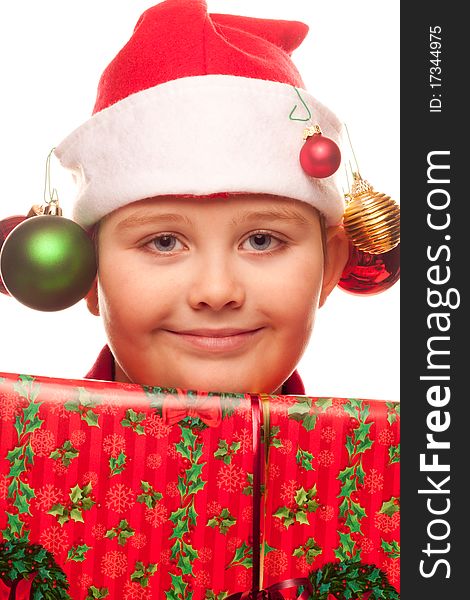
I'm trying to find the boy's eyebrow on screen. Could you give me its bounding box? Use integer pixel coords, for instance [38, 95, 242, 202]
[115, 213, 193, 231]
[231, 208, 311, 226]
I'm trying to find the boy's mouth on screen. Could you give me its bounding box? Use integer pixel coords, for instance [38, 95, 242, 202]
[162, 327, 264, 352]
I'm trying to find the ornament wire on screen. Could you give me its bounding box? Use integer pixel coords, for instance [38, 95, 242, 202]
[344, 123, 361, 176]
[43, 148, 59, 206]
[289, 87, 312, 122]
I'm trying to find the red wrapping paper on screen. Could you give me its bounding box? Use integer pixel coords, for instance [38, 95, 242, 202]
[0, 373, 400, 599]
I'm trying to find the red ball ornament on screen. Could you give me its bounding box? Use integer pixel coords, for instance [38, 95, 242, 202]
[338, 242, 400, 295]
[300, 133, 341, 178]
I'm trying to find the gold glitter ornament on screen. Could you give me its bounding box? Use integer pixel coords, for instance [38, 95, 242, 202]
[342, 172, 400, 255]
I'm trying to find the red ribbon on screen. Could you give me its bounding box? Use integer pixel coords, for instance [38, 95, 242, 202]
[0, 579, 10, 600]
[227, 396, 313, 600]
[0, 573, 36, 600]
[162, 392, 222, 427]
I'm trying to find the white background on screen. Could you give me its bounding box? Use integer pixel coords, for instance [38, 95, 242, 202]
[0, 0, 399, 400]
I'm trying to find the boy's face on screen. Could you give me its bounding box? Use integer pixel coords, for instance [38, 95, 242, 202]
[87, 194, 347, 393]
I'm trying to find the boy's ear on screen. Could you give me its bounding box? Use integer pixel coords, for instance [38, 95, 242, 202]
[84, 277, 100, 316]
[319, 226, 350, 307]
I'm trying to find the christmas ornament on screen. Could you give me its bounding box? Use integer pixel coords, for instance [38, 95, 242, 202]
[338, 241, 400, 295]
[0, 215, 26, 295]
[338, 171, 400, 295]
[0, 202, 97, 311]
[342, 172, 400, 255]
[290, 88, 342, 180]
[0, 151, 96, 311]
[299, 124, 342, 179]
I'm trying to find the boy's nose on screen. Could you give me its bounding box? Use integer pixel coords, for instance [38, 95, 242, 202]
[187, 258, 245, 311]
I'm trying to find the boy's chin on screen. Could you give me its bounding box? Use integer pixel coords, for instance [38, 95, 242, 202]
[141, 371, 282, 395]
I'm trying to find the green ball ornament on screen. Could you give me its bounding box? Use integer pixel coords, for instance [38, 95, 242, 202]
[0, 215, 97, 311]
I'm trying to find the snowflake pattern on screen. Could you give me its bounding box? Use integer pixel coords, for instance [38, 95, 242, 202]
[268, 463, 280, 480]
[264, 549, 288, 577]
[0, 473, 9, 499]
[295, 554, 310, 574]
[167, 443, 179, 460]
[0, 391, 21, 421]
[216, 463, 246, 493]
[52, 460, 67, 476]
[194, 569, 211, 588]
[375, 511, 400, 533]
[144, 413, 172, 438]
[39, 525, 69, 555]
[241, 505, 253, 524]
[48, 399, 70, 419]
[326, 398, 347, 416]
[30, 429, 56, 457]
[280, 479, 298, 506]
[131, 533, 147, 549]
[100, 402, 120, 416]
[103, 433, 126, 458]
[101, 550, 128, 578]
[78, 573, 93, 590]
[70, 429, 86, 447]
[106, 484, 136, 513]
[123, 581, 152, 600]
[146, 453, 162, 469]
[34, 484, 64, 512]
[278, 438, 293, 455]
[318, 505, 335, 521]
[197, 546, 213, 563]
[82, 471, 99, 487]
[364, 468, 384, 493]
[321, 426, 337, 443]
[317, 449, 335, 467]
[92, 523, 107, 540]
[378, 428, 395, 446]
[159, 548, 172, 566]
[382, 558, 400, 584]
[206, 500, 223, 516]
[145, 503, 169, 527]
[233, 428, 252, 454]
[358, 537, 374, 554]
[237, 569, 250, 588]
[165, 481, 179, 498]
[227, 537, 243, 553]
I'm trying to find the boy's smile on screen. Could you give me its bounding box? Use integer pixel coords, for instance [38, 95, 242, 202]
[86, 194, 347, 393]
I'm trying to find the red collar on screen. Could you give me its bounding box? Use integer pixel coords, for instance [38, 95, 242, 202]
[85, 345, 305, 395]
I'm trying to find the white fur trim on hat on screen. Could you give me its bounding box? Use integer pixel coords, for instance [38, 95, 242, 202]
[55, 75, 345, 228]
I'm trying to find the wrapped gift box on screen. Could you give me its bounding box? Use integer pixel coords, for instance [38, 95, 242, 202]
[0, 372, 400, 599]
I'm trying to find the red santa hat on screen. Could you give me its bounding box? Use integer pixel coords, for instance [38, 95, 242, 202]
[54, 0, 345, 228]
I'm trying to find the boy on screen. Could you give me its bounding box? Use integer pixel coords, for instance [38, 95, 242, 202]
[51, 0, 351, 394]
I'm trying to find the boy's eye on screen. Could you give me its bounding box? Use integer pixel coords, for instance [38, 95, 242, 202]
[242, 232, 281, 252]
[149, 234, 183, 252]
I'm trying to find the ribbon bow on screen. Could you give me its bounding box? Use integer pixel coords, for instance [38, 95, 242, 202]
[162, 392, 222, 427]
[226, 578, 312, 599]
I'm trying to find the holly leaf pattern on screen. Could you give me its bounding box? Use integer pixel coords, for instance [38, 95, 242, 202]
[86, 587, 109, 599]
[207, 508, 236, 534]
[109, 451, 127, 477]
[121, 408, 147, 435]
[296, 447, 315, 471]
[131, 561, 158, 586]
[379, 497, 400, 516]
[66, 544, 92, 562]
[389, 443, 400, 464]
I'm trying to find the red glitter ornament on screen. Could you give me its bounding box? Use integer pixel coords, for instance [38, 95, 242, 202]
[338, 242, 400, 295]
[299, 132, 341, 178]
